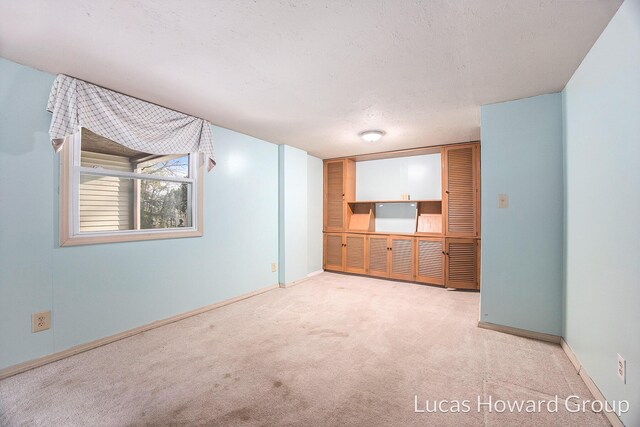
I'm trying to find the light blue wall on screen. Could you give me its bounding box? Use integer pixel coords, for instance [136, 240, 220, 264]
[0, 58, 280, 368]
[307, 155, 323, 274]
[278, 145, 309, 285]
[480, 93, 564, 336]
[0, 59, 56, 368]
[562, 0, 640, 424]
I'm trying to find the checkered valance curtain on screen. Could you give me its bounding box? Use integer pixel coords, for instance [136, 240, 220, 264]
[47, 74, 216, 171]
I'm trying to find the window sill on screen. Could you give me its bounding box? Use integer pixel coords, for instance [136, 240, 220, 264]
[60, 229, 204, 247]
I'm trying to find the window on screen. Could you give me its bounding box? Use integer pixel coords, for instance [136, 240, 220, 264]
[59, 128, 203, 246]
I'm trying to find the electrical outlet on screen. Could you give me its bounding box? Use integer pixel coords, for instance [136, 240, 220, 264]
[271, 263, 277, 272]
[617, 354, 626, 383]
[498, 194, 509, 208]
[32, 311, 51, 333]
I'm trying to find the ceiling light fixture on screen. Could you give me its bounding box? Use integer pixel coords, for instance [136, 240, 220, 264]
[359, 130, 385, 142]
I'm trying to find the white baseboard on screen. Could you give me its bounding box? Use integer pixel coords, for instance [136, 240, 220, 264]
[477, 321, 561, 344]
[0, 283, 279, 381]
[278, 270, 324, 288]
[307, 269, 324, 278]
[279, 277, 310, 288]
[561, 339, 624, 427]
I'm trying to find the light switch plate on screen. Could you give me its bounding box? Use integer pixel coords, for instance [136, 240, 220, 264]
[498, 194, 509, 208]
[32, 311, 51, 333]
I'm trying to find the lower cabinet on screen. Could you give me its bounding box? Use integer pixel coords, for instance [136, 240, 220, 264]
[445, 238, 479, 290]
[345, 234, 366, 274]
[366, 235, 389, 278]
[324, 233, 367, 274]
[324, 233, 345, 271]
[415, 237, 444, 286]
[389, 236, 414, 281]
[324, 233, 479, 290]
[364, 235, 414, 281]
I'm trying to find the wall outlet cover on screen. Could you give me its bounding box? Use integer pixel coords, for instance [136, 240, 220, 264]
[271, 263, 277, 272]
[617, 353, 626, 383]
[32, 311, 51, 333]
[498, 194, 509, 208]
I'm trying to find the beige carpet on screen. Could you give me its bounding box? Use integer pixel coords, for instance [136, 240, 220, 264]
[0, 273, 608, 426]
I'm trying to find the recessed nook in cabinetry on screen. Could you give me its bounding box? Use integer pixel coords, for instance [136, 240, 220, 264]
[347, 202, 375, 232]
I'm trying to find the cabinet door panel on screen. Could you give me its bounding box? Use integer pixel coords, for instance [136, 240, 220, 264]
[416, 238, 444, 286]
[390, 236, 414, 281]
[444, 145, 478, 237]
[445, 238, 478, 289]
[345, 234, 366, 274]
[367, 236, 389, 277]
[324, 233, 344, 271]
[325, 161, 344, 231]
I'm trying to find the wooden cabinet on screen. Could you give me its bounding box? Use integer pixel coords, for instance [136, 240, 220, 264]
[322, 142, 480, 290]
[443, 144, 479, 237]
[367, 235, 389, 278]
[345, 234, 366, 274]
[324, 233, 345, 271]
[364, 235, 414, 281]
[323, 159, 355, 232]
[389, 236, 414, 281]
[328, 234, 480, 290]
[445, 238, 479, 290]
[324, 233, 366, 274]
[415, 237, 444, 286]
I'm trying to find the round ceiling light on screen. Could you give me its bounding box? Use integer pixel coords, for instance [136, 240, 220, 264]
[359, 130, 385, 142]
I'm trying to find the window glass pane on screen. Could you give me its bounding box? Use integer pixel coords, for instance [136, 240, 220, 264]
[79, 173, 192, 232]
[79, 128, 189, 178]
[138, 155, 189, 179]
[80, 174, 134, 232]
[139, 179, 192, 229]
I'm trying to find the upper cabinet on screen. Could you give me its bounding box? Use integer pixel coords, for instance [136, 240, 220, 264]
[443, 143, 480, 237]
[355, 154, 441, 201]
[323, 159, 355, 232]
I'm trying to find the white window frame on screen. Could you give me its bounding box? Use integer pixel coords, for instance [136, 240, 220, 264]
[59, 129, 204, 246]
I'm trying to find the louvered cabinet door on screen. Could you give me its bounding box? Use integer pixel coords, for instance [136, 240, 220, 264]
[345, 234, 366, 274]
[415, 238, 444, 286]
[367, 236, 390, 278]
[445, 238, 478, 289]
[324, 233, 345, 271]
[389, 236, 414, 281]
[325, 160, 345, 232]
[444, 144, 478, 237]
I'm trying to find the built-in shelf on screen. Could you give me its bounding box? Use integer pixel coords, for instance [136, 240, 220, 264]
[348, 199, 441, 204]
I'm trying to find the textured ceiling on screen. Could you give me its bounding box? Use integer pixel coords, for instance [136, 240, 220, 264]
[0, 0, 622, 158]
